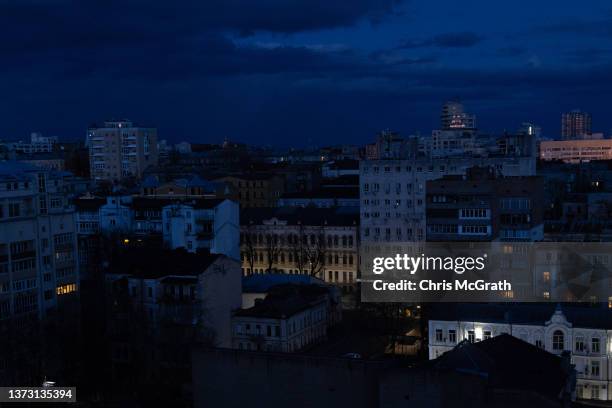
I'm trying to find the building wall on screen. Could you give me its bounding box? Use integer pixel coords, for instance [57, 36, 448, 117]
[192, 349, 385, 408]
[232, 299, 328, 352]
[540, 139, 612, 163]
[428, 310, 612, 401]
[88, 120, 158, 182]
[240, 223, 358, 290]
[360, 156, 536, 244]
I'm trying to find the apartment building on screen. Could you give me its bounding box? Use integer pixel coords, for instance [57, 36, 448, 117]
[426, 166, 544, 242]
[240, 207, 359, 292]
[360, 155, 536, 244]
[87, 120, 158, 182]
[562, 110, 592, 140]
[0, 162, 80, 384]
[0, 162, 79, 323]
[428, 303, 612, 401]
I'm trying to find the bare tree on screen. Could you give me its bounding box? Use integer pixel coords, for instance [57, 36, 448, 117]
[264, 233, 281, 273]
[241, 223, 257, 275]
[289, 223, 326, 277]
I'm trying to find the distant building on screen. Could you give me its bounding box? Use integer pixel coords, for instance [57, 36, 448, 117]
[17, 153, 66, 171]
[87, 119, 158, 182]
[428, 303, 609, 401]
[426, 166, 544, 241]
[562, 110, 592, 140]
[321, 160, 359, 178]
[278, 187, 359, 208]
[441, 100, 476, 130]
[232, 284, 340, 352]
[162, 199, 239, 259]
[12, 132, 58, 154]
[74, 195, 240, 259]
[140, 175, 233, 199]
[360, 156, 536, 244]
[365, 129, 409, 160]
[540, 139, 612, 163]
[215, 174, 284, 208]
[240, 207, 359, 293]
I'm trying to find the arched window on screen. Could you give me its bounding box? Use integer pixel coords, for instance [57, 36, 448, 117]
[552, 330, 564, 351]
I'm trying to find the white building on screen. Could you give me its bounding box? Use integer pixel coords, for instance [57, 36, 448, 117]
[162, 198, 239, 259]
[360, 155, 536, 243]
[232, 284, 339, 352]
[428, 304, 612, 401]
[108, 249, 242, 348]
[0, 161, 79, 323]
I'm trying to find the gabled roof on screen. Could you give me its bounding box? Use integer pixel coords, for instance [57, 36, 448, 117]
[433, 334, 568, 399]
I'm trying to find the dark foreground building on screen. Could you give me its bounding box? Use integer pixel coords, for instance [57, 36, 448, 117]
[192, 334, 575, 408]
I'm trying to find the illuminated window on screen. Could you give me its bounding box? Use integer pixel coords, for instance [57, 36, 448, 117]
[56, 283, 77, 295]
[543, 271, 551, 282]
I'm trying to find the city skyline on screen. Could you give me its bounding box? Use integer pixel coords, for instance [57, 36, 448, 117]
[1, 1, 612, 146]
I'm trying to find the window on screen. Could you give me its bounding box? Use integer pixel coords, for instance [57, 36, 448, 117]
[483, 330, 492, 340]
[467, 330, 475, 343]
[535, 339, 543, 349]
[448, 329, 457, 343]
[591, 361, 600, 377]
[435, 329, 443, 342]
[592, 337, 600, 353]
[552, 330, 564, 351]
[8, 202, 20, 217]
[575, 336, 584, 352]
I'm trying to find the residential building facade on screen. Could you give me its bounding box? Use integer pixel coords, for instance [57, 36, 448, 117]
[428, 304, 612, 401]
[87, 120, 158, 182]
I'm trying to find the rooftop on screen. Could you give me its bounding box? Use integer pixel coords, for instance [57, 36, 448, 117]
[241, 206, 359, 226]
[109, 247, 221, 279]
[242, 274, 324, 293]
[433, 334, 569, 399]
[234, 284, 330, 319]
[428, 303, 612, 330]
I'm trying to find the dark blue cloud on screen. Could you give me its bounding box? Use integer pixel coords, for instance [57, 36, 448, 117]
[0, 0, 612, 145]
[398, 32, 484, 49]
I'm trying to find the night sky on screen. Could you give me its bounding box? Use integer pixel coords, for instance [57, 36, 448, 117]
[1, 0, 612, 146]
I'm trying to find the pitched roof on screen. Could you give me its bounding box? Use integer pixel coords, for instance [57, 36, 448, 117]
[433, 334, 569, 398]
